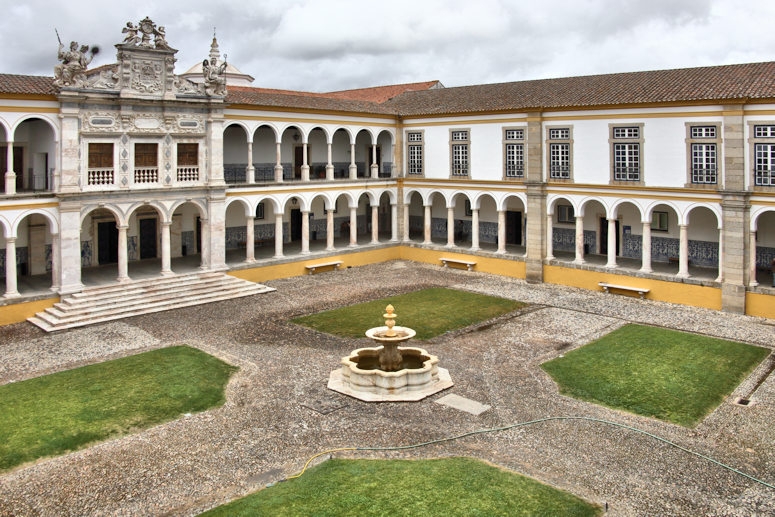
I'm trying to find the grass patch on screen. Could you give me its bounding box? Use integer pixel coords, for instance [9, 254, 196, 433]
[200, 457, 601, 516]
[291, 287, 525, 340]
[0, 345, 237, 471]
[541, 324, 770, 426]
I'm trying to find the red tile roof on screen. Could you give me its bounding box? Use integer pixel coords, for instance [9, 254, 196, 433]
[383, 62, 775, 116]
[3, 62, 775, 117]
[0, 74, 57, 96]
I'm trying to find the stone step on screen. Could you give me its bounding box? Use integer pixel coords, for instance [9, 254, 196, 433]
[48, 281, 270, 320]
[59, 275, 233, 308]
[28, 273, 275, 332]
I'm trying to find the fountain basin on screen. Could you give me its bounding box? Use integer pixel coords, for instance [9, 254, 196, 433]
[328, 345, 453, 402]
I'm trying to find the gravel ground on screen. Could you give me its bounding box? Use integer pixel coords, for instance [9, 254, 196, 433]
[0, 260, 773, 516]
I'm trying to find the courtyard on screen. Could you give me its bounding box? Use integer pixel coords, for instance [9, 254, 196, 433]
[0, 261, 773, 515]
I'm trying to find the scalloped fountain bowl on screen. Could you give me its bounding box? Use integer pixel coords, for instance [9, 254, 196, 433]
[328, 312, 453, 402]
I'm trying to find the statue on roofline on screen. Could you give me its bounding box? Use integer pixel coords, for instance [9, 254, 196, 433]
[121, 17, 173, 50]
[203, 55, 227, 96]
[53, 30, 99, 87]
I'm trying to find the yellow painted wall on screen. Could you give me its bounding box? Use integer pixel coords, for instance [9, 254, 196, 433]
[544, 264, 723, 310]
[228, 247, 403, 283]
[0, 297, 58, 326]
[745, 292, 775, 319]
[398, 247, 526, 279]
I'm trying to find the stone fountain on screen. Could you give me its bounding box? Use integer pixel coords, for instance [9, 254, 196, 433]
[328, 304, 453, 402]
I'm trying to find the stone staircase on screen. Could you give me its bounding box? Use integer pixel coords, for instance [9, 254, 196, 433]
[28, 271, 275, 332]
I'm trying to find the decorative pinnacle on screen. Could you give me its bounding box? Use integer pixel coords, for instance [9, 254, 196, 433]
[383, 304, 397, 337]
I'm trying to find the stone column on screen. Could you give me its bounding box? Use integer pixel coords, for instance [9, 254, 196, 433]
[573, 215, 585, 264]
[749, 230, 758, 287]
[3, 237, 19, 297]
[58, 201, 83, 294]
[471, 209, 480, 251]
[349, 143, 357, 179]
[605, 218, 617, 268]
[545, 213, 554, 260]
[50, 232, 61, 292]
[274, 213, 284, 258]
[497, 210, 506, 254]
[640, 221, 652, 273]
[245, 216, 256, 263]
[716, 233, 723, 283]
[677, 224, 690, 278]
[301, 143, 310, 181]
[160, 221, 172, 276]
[207, 194, 227, 271]
[274, 142, 284, 182]
[326, 209, 335, 251]
[423, 205, 432, 244]
[246, 141, 255, 184]
[387, 203, 396, 242]
[371, 205, 379, 244]
[402, 204, 410, 242]
[446, 207, 455, 247]
[5, 141, 16, 195]
[326, 142, 334, 180]
[370, 144, 378, 178]
[199, 218, 211, 269]
[117, 225, 130, 282]
[349, 206, 358, 246]
[301, 210, 310, 254]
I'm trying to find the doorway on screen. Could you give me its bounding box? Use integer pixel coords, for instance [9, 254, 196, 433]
[139, 218, 157, 259]
[505, 211, 522, 245]
[97, 222, 118, 264]
[290, 208, 302, 241]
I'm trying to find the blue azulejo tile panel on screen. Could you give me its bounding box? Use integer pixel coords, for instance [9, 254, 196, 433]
[552, 227, 575, 252]
[81, 240, 92, 267]
[128, 236, 138, 261]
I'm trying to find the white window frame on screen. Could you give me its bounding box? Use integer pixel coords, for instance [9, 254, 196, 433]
[406, 131, 424, 176]
[450, 129, 470, 177]
[685, 123, 721, 187]
[546, 126, 572, 180]
[750, 123, 775, 188]
[610, 124, 644, 184]
[504, 127, 525, 179]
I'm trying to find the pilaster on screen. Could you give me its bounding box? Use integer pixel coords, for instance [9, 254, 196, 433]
[720, 191, 750, 313]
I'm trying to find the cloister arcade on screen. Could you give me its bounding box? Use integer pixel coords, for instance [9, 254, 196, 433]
[222, 123, 396, 183]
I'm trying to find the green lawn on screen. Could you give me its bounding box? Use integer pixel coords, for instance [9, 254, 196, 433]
[291, 287, 525, 340]
[0, 345, 237, 471]
[540, 324, 770, 426]
[200, 458, 601, 517]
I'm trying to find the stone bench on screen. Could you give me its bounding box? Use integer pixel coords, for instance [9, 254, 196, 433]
[305, 261, 343, 275]
[440, 258, 476, 271]
[598, 282, 649, 300]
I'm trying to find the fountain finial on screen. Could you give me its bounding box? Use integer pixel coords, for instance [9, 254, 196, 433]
[383, 304, 397, 337]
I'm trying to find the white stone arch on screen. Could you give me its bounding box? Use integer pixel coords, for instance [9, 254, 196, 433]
[608, 198, 643, 221]
[224, 196, 254, 218]
[279, 123, 306, 142]
[11, 113, 60, 140]
[168, 198, 209, 220]
[223, 120, 252, 138]
[0, 213, 12, 236]
[643, 199, 684, 225]
[684, 202, 722, 228]
[0, 117, 12, 138]
[11, 208, 60, 235]
[80, 203, 125, 226]
[124, 200, 170, 224]
[547, 194, 580, 216]
[751, 205, 775, 231]
[251, 122, 281, 142]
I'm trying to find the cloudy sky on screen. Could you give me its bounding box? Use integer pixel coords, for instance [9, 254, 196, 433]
[1, 0, 773, 92]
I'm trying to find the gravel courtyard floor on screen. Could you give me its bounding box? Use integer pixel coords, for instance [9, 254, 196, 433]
[0, 261, 773, 516]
